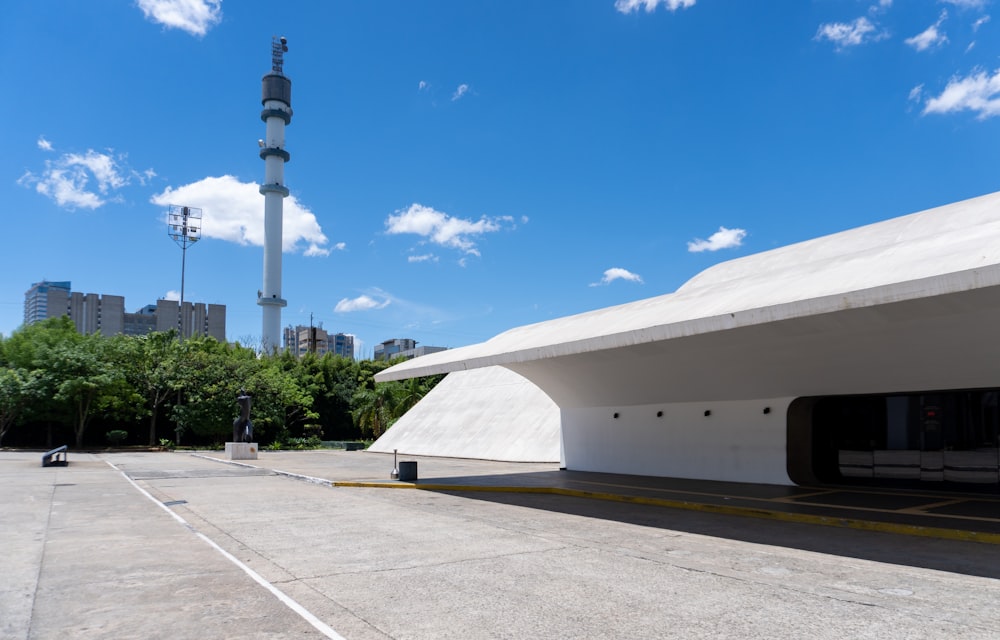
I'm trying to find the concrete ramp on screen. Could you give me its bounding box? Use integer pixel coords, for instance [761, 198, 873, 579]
[369, 366, 561, 462]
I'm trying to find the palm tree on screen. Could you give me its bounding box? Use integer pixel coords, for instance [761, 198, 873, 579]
[393, 376, 428, 419]
[350, 383, 401, 438]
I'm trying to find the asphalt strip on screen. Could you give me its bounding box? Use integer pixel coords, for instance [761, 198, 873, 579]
[105, 460, 346, 640]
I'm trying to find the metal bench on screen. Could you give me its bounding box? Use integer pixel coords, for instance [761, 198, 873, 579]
[42, 445, 68, 467]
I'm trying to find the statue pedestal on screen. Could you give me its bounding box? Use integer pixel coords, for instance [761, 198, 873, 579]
[225, 442, 258, 460]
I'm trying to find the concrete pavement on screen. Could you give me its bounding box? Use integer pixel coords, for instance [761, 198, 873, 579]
[5, 449, 1000, 639]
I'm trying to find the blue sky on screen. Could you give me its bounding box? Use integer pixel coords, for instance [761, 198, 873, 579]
[3, 0, 1000, 357]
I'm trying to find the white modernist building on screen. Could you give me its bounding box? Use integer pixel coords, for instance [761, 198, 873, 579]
[377, 191, 1000, 488]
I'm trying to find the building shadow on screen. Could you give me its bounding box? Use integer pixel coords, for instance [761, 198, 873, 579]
[418, 473, 1000, 580]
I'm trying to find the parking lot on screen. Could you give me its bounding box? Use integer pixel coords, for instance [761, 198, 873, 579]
[5, 450, 1000, 639]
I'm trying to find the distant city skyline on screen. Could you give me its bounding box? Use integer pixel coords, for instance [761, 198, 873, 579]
[4, 1, 1000, 356]
[23, 280, 226, 342]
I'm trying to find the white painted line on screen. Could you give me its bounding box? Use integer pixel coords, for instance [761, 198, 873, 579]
[105, 460, 346, 640]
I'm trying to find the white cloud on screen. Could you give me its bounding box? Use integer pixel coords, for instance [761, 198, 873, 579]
[590, 268, 644, 287]
[68, 151, 127, 192]
[452, 84, 470, 101]
[871, 0, 893, 13]
[614, 0, 696, 14]
[418, 80, 428, 91]
[815, 17, 888, 50]
[922, 68, 1000, 118]
[150, 175, 330, 255]
[408, 254, 439, 263]
[135, 168, 158, 186]
[909, 84, 925, 102]
[334, 294, 391, 313]
[687, 226, 747, 252]
[941, 0, 988, 9]
[385, 203, 516, 257]
[164, 290, 181, 301]
[333, 242, 347, 251]
[905, 11, 948, 51]
[973, 15, 991, 31]
[136, 0, 222, 37]
[18, 146, 148, 210]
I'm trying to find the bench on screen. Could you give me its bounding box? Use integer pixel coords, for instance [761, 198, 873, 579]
[42, 445, 68, 467]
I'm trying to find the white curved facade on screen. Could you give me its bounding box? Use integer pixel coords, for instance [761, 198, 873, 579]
[369, 366, 561, 463]
[377, 191, 1000, 485]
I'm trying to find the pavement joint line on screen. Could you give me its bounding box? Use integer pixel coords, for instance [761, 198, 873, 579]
[189, 454, 333, 486]
[26, 477, 59, 638]
[190, 453, 260, 470]
[105, 459, 347, 640]
[189, 454, 1000, 545]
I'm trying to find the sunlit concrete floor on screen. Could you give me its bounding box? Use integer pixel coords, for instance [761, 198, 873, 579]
[5, 450, 1000, 639]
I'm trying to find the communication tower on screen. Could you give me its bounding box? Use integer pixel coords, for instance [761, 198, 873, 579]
[258, 35, 292, 352]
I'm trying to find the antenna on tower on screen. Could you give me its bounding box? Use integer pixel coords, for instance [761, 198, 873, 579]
[271, 36, 288, 74]
[167, 204, 203, 340]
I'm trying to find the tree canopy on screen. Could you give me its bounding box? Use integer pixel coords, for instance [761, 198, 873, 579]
[0, 319, 442, 449]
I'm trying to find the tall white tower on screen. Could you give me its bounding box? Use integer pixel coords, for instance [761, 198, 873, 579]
[258, 36, 292, 353]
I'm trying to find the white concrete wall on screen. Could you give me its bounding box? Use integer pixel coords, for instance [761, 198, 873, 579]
[562, 398, 794, 485]
[369, 367, 562, 463]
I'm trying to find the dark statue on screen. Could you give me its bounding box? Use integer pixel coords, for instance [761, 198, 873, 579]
[233, 389, 253, 443]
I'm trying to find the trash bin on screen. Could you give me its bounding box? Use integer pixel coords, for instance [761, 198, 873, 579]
[398, 461, 418, 482]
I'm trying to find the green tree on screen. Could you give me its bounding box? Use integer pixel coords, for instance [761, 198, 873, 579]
[315, 353, 365, 439]
[244, 354, 318, 441]
[50, 333, 128, 448]
[116, 331, 184, 445]
[350, 383, 402, 439]
[168, 339, 314, 445]
[170, 337, 240, 442]
[0, 368, 31, 446]
[4, 317, 83, 446]
[394, 374, 442, 418]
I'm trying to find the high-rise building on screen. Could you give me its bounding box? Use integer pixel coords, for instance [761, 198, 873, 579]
[331, 332, 355, 360]
[283, 325, 355, 360]
[155, 299, 226, 341]
[23, 280, 71, 326]
[124, 304, 158, 336]
[284, 324, 328, 356]
[23, 280, 225, 340]
[373, 338, 446, 362]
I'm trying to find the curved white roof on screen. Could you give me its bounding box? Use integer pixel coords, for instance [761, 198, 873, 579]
[377, 190, 1000, 383]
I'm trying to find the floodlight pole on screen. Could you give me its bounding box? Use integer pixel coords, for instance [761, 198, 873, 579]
[167, 205, 203, 340]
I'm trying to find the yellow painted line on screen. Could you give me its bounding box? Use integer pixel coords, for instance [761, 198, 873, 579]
[573, 478, 834, 504]
[332, 481, 1000, 545]
[769, 489, 840, 502]
[899, 498, 968, 512]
